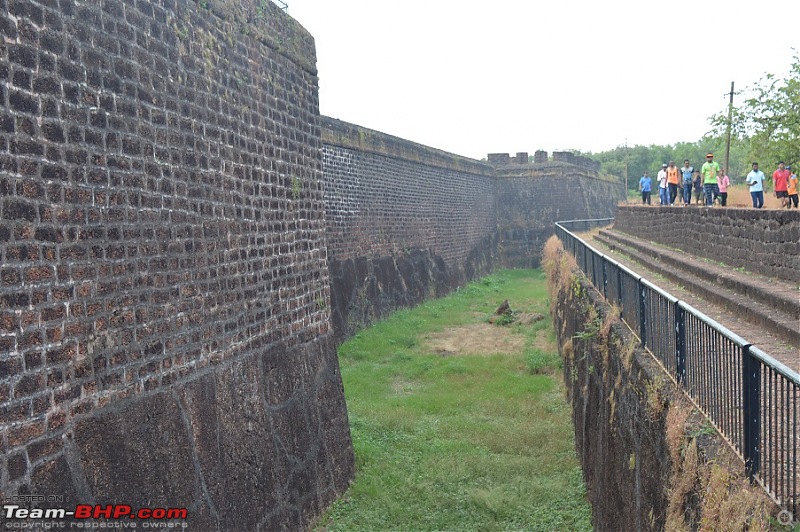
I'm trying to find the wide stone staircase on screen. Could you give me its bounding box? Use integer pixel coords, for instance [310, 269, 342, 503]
[586, 227, 799, 371]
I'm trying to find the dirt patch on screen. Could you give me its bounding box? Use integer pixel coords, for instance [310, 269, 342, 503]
[424, 323, 526, 356]
[533, 328, 557, 353]
[516, 312, 545, 326]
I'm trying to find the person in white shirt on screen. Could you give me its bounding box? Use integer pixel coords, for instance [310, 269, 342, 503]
[657, 164, 668, 205]
[746, 162, 766, 209]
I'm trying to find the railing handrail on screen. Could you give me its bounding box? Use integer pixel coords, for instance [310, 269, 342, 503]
[555, 217, 615, 227]
[555, 220, 800, 384]
[748, 344, 800, 386]
[555, 219, 799, 521]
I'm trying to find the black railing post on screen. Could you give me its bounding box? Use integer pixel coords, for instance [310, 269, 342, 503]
[675, 303, 686, 384]
[742, 345, 760, 480]
[638, 280, 647, 348]
[583, 245, 589, 276]
[602, 259, 608, 300]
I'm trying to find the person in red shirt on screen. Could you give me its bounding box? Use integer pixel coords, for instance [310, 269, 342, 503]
[772, 161, 791, 208]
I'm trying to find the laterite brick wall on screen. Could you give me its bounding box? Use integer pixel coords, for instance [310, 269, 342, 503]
[321, 117, 497, 341]
[320, 120, 624, 341]
[495, 163, 623, 268]
[0, 1, 353, 529]
[613, 206, 800, 283]
[0, 0, 625, 527]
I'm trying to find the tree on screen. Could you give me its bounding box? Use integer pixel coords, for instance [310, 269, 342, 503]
[709, 52, 800, 170]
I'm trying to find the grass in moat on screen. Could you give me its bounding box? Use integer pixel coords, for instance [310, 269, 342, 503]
[314, 269, 592, 531]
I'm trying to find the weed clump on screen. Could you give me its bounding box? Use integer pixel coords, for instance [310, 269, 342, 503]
[665, 397, 772, 530]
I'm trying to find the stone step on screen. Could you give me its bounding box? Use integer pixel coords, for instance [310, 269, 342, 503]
[593, 230, 800, 350]
[597, 229, 800, 319]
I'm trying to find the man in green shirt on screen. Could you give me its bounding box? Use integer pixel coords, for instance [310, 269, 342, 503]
[701, 152, 721, 206]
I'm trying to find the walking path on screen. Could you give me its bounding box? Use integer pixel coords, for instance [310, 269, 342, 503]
[581, 227, 799, 373]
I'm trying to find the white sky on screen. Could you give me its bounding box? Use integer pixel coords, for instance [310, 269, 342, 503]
[285, 1, 799, 161]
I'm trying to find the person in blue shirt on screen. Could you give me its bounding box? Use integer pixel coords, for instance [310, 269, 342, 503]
[639, 171, 652, 205]
[681, 160, 694, 206]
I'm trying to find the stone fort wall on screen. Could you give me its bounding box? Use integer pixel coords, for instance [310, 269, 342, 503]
[0, 1, 352, 529]
[494, 161, 622, 268]
[321, 117, 498, 341]
[320, 123, 624, 341]
[0, 0, 623, 528]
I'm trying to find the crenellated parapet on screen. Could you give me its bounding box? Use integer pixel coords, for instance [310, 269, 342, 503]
[488, 150, 602, 173]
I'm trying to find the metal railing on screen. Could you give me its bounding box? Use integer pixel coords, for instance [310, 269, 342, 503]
[555, 218, 799, 521]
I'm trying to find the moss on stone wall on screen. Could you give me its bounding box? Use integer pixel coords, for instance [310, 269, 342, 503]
[189, 0, 317, 73]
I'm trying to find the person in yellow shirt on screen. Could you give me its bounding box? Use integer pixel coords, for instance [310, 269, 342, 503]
[700, 153, 721, 206]
[787, 165, 798, 209]
[666, 160, 681, 205]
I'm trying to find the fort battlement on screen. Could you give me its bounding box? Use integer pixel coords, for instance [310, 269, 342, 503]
[487, 150, 602, 173]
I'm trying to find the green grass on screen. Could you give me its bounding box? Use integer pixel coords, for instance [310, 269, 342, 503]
[315, 269, 592, 531]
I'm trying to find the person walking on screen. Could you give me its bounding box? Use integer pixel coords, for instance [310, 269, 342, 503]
[746, 162, 766, 209]
[771, 161, 791, 209]
[787, 166, 798, 209]
[701, 153, 720, 206]
[657, 163, 669, 205]
[717, 169, 730, 206]
[639, 171, 652, 205]
[666, 160, 680, 205]
[692, 170, 703, 205]
[681, 159, 694, 206]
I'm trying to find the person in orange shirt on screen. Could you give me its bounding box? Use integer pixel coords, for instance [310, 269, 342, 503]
[666, 160, 681, 205]
[787, 165, 798, 209]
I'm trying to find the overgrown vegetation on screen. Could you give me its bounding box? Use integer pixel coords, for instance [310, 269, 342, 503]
[665, 398, 776, 531]
[314, 269, 592, 531]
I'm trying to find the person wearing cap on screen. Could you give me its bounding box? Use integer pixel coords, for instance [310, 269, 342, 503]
[787, 165, 798, 209]
[681, 160, 694, 206]
[771, 161, 791, 208]
[746, 162, 766, 208]
[666, 160, 681, 205]
[657, 163, 669, 205]
[700, 153, 720, 206]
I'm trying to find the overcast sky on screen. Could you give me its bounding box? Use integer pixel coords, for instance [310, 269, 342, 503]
[285, 1, 798, 161]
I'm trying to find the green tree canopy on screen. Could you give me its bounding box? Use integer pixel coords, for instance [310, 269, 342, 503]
[710, 52, 800, 171]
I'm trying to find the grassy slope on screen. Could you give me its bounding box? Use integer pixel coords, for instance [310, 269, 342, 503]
[316, 269, 592, 531]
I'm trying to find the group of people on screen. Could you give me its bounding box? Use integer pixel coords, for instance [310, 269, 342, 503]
[638, 153, 799, 209]
[744, 160, 799, 209]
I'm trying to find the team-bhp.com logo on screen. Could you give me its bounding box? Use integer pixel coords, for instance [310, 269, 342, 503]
[3, 504, 188, 528]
